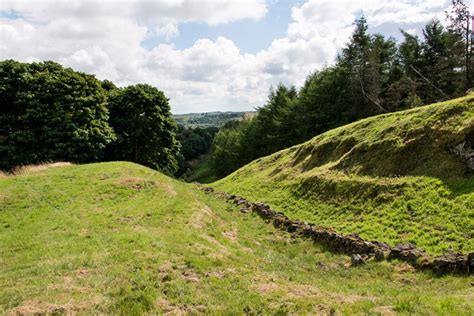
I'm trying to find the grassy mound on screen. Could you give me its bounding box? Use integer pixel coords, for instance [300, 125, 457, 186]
[1, 162, 472, 314]
[214, 95, 474, 255]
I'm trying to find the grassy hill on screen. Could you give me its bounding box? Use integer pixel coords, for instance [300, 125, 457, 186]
[214, 95, 474, 255]
[1, 162, 473, 314]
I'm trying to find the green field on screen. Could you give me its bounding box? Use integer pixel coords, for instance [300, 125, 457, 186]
[215, 95, 474, 255]
[1, 162, 473, 314]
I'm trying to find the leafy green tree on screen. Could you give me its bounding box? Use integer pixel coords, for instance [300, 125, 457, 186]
[0, 60, 115, 170]
[210, 120, 247, 176]
[175, 125, 218, 176]
[106, 84, 180, 174]
[251, 84, 298, 156]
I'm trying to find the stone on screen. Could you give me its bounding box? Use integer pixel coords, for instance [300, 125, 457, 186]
[433, 252, 468, 273]
[351, 254, 365, 266]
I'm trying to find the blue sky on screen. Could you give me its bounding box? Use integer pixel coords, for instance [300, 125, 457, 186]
[0, 0, 459, 113]
[142, 0, 302, 54]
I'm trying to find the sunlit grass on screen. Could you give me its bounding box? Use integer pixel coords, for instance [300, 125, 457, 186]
[215, 95, 474, 254]
[1, 162, 472, 314]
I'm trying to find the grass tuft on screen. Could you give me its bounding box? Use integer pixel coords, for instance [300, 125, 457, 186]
[9, 162, 72, 176]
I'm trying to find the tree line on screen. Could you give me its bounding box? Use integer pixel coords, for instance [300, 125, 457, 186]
[1, 1, 471, 179]
[0, 60, 180, 174]
[209, 1, 473, 177]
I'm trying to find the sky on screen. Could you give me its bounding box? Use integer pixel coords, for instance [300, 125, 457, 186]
[0, 0, 468, 113]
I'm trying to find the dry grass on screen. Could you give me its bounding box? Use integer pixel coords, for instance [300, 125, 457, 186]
[10, 162, 72, 176]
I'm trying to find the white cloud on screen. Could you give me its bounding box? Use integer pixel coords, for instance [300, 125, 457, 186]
[0, 0, 451, 113]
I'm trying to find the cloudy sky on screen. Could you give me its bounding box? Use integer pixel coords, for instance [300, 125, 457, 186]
[0, 0, 464, 113]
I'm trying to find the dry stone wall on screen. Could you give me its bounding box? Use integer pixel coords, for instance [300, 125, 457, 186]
[200, 186, 474, 275]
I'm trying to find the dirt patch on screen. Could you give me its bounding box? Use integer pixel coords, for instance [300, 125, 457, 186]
[117, 177, 157, 190]
[181, 271, 200, 283]
[256, 282, 280, 294]
[370, 306, 396, 315]
[117, 177, 177, 196]
[394, 262, 415, 273]
[189, 206, 216, 229]
[205, 268, 236, 279]
[201, 235, 232, 258]
[47, 268, 95, 294]
[253, 273, 376, 305]
[156, 297, 206, 315]
[222, 229, 238, 243]
[8, 297, 102, 315]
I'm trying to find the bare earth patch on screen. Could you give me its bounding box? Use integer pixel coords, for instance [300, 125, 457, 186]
[189, 205, 216, 229]
[253, 273, 376, 307]
[47, 268, 95, 294]
[370, 305, 396, 315]
[7, 297, 102, 316]
[117, 177, 177, 196]
[156, 297, 206, 315]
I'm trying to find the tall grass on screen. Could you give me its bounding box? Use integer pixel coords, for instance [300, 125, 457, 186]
[9, 162, 72, 176]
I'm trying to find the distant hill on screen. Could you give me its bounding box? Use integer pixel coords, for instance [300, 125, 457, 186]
[1, 162, 472, 314]
[214, 95, 474, 255]
[173, 111, 256, 128]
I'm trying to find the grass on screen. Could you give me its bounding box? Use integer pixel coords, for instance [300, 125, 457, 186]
[1, 162, 473, 314]
[186, 153, 219, 183]
[214, 95, 474, 255]
[9, 162, 72, 176]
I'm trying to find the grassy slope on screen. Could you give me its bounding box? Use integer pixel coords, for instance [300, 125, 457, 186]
[186, 153, 219, 184]
[1, 162, 473, 314]
[215, 95, 474, 255]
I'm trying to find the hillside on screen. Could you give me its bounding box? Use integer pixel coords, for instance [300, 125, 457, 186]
[214, 95, 474, 255]
[1, 162, 473, 314]
[173, 111, 256, 128]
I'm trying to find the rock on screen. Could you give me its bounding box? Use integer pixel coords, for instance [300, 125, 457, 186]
[394, 243, 417, 251]
[202, 187, 214, 193]
[388, 243, 428, 266]
[468, 157, 474, 171]
[374, 250, 386, 261]
[286, 223, 301, 233]
[240, 207, 249, 213]
[351, 254, 365, 266]
[451, 133, 474, 171]
[433, 252, 469, 273]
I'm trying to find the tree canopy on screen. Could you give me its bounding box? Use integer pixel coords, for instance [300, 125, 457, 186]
[208, 5, 474, 178]
[0, 61, 180, 174]
[0, 60, 115, 170]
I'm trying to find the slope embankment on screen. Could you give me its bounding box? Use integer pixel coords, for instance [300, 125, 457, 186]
[214, 95, 474, 255]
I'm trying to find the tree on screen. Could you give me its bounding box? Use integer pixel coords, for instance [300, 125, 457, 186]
[210, 121, 247, 177]
[445, 0, 472, 89]
[417, 19, 461, 102]
[0, 60, 115, 170]
[106, 84, 180, 174]
[175, 125, 219, 177]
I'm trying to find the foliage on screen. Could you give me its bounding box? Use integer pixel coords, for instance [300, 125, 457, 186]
[0, 162, 472, 314]
[0, 60, 115, 170]
[0, 61, 181, 175]
[106, 84, 180, 175]
[214, 95, 474, 254]
[208, 7, 474, 179]
[173, 111, 254, 128]
[175, 126, 218, 177]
